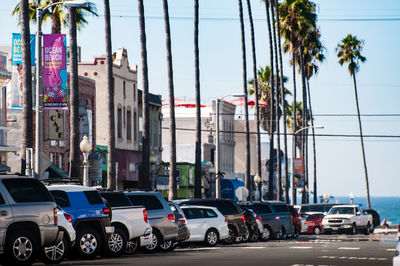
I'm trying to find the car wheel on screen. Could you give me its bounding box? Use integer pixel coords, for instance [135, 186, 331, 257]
[260, 226, 272, 241]
[223, 227, 236, 245]
[314, 227, 321, 235]
[350, 224, 357, 235]
[40, 237, 68, 264]
[205, 229, 219, 247]
[125, 239, 138, 255]
[160, 240, 175, 252]
[249, 229, 259, 242]
[292, 230, 300, 238]
[75, 227, 102, 259]
[364, 223, 370, 235]
[104, 227, 127, 257]
[143, 231, 161, 253]
[5, 230, 38, 266]
[242, 226, 250, 242]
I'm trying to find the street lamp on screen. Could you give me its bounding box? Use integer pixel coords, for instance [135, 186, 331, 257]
[253, 174, 261, 201]
[79, 135, 91, 186]
[215, 93, 245, 198]
[34, 0, 91, 178]
[290, 125, 324, 205]
[323, 193, 329, 203]
[349, 192, 354, 204]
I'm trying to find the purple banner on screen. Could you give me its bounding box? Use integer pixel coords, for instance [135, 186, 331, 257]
[43, 34, 68, 110]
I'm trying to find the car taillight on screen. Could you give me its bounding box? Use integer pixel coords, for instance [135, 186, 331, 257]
[178, 218, 187, 224]
[54, 207, 58, 225]
[102, 207, 111, 215]
[63, 213, 72, 223]
[398, 224, 400, 232]
[143, 209, 148, 223]
[225, 218, 228, 224]
[241, 214, 246, 223]
[167, 213, 175, 221]
[275, 216, 280, 222]
[256, 215, 262, 223]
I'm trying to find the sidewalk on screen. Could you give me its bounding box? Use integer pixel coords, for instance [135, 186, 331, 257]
[374, 225, 399, 234]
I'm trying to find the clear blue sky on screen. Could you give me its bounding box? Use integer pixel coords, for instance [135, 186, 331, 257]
[2, 0, 400, 197]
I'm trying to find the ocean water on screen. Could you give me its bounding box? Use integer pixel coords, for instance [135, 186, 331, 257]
[331, 196, 400, 225]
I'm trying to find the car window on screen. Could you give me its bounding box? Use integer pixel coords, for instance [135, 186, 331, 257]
[252, 203, 272, 214]
[308, 205, 324, 212]
[100, 192, 132, 207]
[204, 209, 218, 218]
[272, 204, 289, 213]
[213, 201, 239, 215]
[2, 178, 54, 203]
[128, 195, 163, 210]
[183, 208, 205, 219]
[0, 191, 5, 205]
[84, 191, 104, 205]
[329, 207, 355, 215]
[169, 203, 180, 214]
[50, 190, 71, 208]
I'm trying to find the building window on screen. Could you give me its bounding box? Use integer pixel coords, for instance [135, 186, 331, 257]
[123, 106, 126, 128]
[127, 109, 132, 141]
[134, 110, 137, 142]
[58, 154, 63, 169]
[133, 83, 136, 101]
[123, 81, 126, 99]
[49, 153, 54, 163]
[117, 107, 122, 139]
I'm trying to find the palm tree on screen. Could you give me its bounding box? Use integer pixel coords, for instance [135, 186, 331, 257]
[13, 0, 98, 34]
[104, 0, 115, 189]
[194, 0, 202, 198]
[246, 0, 260, 201]
[138, 0, 151, 191]
[68, 6, 80, 178]
[20, 0, 33, 176]
[162, 0, 177, 200]
[238, 0, 251, 201]
[262, 0, 276, 201]
[336, 34, 370, 209]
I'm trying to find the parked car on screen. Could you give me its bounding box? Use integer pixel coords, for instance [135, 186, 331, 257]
[294, 203, 336, 216]
[181, 206, 229, 246]
[99, 191, 153, 256]
[287, 205, 301, 238]
[393, 241, 400, 266]
[300, 213, 323, 235]
[238, 205, 263, 242]
[40, 207, 76, 264]
[362, 208, 380, 231]
[0, 176, 63, 265]
[168, 202, 190, 245]
[177, 199, 247, 244]
[46, 184, 114, 259]
[322, 205, 373, 235]
[125, 191, 178, 252]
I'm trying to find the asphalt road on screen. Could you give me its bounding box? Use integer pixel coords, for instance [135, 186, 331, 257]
[37, 233, 399, 266]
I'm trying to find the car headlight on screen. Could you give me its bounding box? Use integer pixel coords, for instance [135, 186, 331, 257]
[345, 219, 352, 224]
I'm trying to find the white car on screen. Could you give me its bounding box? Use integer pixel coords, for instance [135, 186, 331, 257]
[181, 205, 229, 246]
[393, 241, 400, 266]
[40, 207, 76, 264]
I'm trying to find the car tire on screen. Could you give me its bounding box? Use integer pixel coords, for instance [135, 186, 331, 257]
[40, 236, 68, 264]
[223, 227, 236, 245]
[204, 229, 219, 247]
[249, 229, 260, 242]
[260, 226, 272, 241]
[241, 226, 250, 242]
[125, 239, 138, 255]
[142, 231, 161, 253]
[4, 230, 38, 266]
[104, 227, 127, 257]
[364, 223, 370, 235]
[313, 227, 321, 235]
[350, 224, 357, 235]
[74, 227, 102, 259]
[160, 240, 175, 252]
[292, 230, 300, 238]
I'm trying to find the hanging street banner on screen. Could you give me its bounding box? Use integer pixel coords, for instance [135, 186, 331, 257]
[293, 158, 305, 188]
[43, 34, 68, 110]
[10, 33, 36, 109]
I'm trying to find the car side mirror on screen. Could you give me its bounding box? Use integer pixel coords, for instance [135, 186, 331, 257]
[356, 212, 360, 216]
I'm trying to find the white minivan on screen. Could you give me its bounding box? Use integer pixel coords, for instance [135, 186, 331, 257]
[181, 205, 229, 246]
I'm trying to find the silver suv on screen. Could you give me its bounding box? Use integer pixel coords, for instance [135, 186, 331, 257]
[0, 176, 62, 265]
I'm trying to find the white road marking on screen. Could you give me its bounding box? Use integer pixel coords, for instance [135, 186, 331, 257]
[386, 248, 396, 251]
[377, 258, 387, 261]
[240, 247, 265, 249]
[338, 247, 360, 250]
[338, 256, 347, 259]
[290, 246, 313, 249]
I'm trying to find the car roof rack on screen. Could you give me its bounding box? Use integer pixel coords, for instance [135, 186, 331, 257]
[40, 177, 82, 185]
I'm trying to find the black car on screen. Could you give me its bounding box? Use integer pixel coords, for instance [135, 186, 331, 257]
[177, 199, 247, 244]
[240, 207, 262, 242]
[363, 208, 380, 230]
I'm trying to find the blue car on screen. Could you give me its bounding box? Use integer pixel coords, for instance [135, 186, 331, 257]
[46, 184, 114, 259]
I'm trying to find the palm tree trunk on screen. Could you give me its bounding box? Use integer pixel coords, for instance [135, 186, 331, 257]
[274, 0, 289, 203]
[246, 0, 259, 201]
[352, 72, 371, 209]
[265, 0, 275, 201]
[104, 0, 115, 189]
[291, 48, 297, 204]
[20, 0, 33, 176]
[163, 0, 177, 200]
[194, 0, 202, 198]
[299, 43, 308, 204]
[51, 0, 61, 34]
[138, 0, 151, 190]
[271, 3, 281, 201]
[68, 7, 80, 178]
[307, 79, 317, 203]
[238, 0, 251, 201]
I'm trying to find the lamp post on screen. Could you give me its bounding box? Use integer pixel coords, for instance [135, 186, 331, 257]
[253, 174, 261, 201]
[79, 135, 91, 186]
[34, 0, 90, 179]
[323, 193, 328, 203]
[349, 192, 354, 204]
[290, 125, 324, 204]
[215, 93, 245, 198]
[208, 166, 215, 198]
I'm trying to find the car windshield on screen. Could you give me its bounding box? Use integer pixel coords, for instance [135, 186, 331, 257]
[328, 207, 355, 215]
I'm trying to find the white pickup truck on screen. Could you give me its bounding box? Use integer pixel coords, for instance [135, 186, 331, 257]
[322, 205, 373, 235]
[100, 191, 153, 256]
